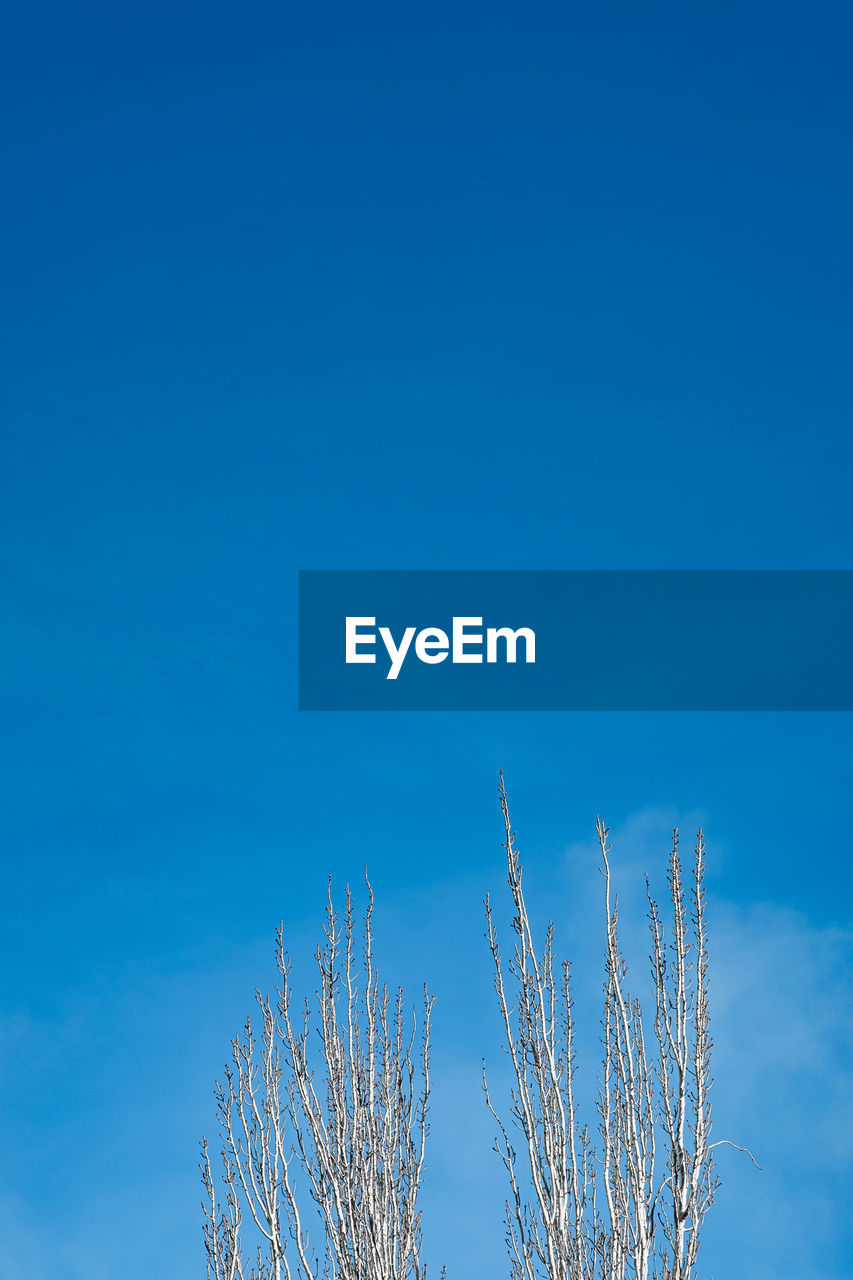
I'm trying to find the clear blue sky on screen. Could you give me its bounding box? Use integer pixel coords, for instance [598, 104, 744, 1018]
[1, 2, 851, 1277]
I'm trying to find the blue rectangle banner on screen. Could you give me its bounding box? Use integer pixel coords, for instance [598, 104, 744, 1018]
[298, 570, 853, 710]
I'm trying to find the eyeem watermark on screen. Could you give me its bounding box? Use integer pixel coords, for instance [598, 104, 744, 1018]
[345, 616, 536, 680]
[300, 570, 853, 709]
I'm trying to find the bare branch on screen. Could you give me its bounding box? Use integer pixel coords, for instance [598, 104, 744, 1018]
[203, 875, 438, 1280]
[484, 775, 744, 1280]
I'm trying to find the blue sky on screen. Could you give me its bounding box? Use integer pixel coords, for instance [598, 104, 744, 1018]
[1, 1, 852, 1277]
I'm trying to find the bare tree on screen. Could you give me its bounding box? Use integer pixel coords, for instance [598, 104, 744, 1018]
[484, 774, 753, 1280]
[202, 877, 439, 1280]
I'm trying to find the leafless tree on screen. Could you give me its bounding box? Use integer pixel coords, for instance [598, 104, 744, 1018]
[484, 774, 754, 1280]
[202, 877, 439, 1280]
